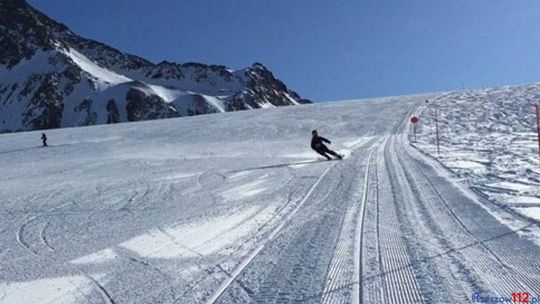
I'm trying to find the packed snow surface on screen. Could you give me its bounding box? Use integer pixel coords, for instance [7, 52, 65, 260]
[2, 93, 540, 304]
[414, 86, 540, 223]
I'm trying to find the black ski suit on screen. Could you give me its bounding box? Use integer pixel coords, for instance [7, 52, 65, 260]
[311, 135, 340, 160]
[41, 133, 47, 147]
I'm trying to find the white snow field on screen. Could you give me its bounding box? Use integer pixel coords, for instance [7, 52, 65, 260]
[2, 94, 540, 304]
[414, 86, 540, 229]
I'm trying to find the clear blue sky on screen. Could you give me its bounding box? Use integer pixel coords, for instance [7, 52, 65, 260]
[28, 0, 540, 102]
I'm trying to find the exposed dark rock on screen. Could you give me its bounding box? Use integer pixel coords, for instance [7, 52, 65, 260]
[227, 93, 249, 111]
[242, 63, 311, 106]
[74, 99, 97, 126]
[20, 74, 42, 97]
[0, 0, 69, 68]
[106, 99, 120, 124]
[186, 94, 219, 116]
[125, 88, 179, 121]
[22, 74, 64, 130]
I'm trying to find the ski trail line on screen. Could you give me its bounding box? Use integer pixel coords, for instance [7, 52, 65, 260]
[320, 141, 379, 304]
[374, 143, 387, 303]
[353, 143, 376, 304]
[40, 221, 55, 251]
[16, 216, 37, 255]
[382, 136, 424, 303]
[71, 264, 116, 304]
[205, 163, 337, 304]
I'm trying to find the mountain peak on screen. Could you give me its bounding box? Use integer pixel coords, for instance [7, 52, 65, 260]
[0, 0, 71, 67]
[250, 62, 268, 70]
[1, 0, 29, 7]
[0, 1, 310, 133]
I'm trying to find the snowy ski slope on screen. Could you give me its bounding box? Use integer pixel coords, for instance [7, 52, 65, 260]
[2, 94, 540, 303]
[415, 86, 540, 229]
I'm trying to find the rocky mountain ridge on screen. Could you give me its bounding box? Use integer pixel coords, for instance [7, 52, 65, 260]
[0, 0, 310, 132]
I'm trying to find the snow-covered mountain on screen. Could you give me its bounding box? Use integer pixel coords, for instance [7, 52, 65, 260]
[0, 0, 310, 133]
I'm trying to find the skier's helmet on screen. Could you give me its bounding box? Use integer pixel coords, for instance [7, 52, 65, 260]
[311, 130, 317, 135]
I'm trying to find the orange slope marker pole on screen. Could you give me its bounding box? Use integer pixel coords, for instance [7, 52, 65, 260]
[435, 109, 440, 156]
[536, 104, 540, 165]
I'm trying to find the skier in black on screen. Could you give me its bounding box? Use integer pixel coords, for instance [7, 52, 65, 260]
[41, 133, 48, 147]
[311, 130, 342, 160]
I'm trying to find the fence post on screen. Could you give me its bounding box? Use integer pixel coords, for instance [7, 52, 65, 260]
[435, 108, 440, 156]
[536, 104, 540, 164]
[410, 116, 419, 142]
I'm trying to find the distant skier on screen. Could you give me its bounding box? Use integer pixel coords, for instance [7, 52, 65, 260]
[41, 133, 48, 147]
[311, 130, 342, 160]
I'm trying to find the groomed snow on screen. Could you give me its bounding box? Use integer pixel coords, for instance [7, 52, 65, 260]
[0, 97, 419, 303]
[3, 93, 540, 303]
[414, 86, 540, 221]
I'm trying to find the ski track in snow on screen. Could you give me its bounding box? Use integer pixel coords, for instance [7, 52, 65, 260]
[3, 95, 540, 303]
[40, 221, 55, 251]
[206, 158, 339, 304]
[16, 216, 38, 256]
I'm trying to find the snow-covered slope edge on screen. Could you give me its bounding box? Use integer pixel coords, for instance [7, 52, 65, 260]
[0, 0, 310, 133]
[413, 84, 540, 221]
